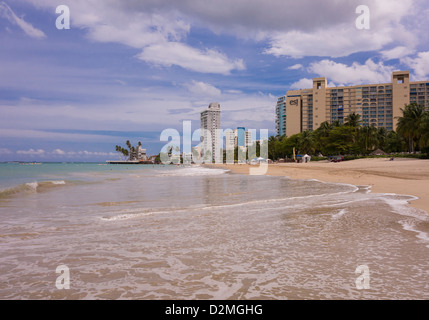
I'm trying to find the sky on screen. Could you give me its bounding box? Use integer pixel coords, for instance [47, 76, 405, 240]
[1, 0, 429, 162]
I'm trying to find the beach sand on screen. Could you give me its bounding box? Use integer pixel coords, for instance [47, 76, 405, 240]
[208, 158, 429, 214]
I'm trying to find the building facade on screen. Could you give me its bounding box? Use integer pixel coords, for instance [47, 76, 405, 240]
[245, 131, 252, 147]
[224, 127, 253, 150]
[276, 71, 429, 137]
[236, 127, 245, 147]
[200, 102, 221, 162]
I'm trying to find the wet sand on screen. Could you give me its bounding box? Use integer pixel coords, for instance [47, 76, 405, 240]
[207, 158, 429, 214]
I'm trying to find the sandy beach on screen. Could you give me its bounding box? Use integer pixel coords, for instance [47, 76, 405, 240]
[209, 158, 429, 214]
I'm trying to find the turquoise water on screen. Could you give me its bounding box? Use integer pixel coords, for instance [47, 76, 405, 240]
[0, 162, 156, 188]
[0, 163, 429, 299]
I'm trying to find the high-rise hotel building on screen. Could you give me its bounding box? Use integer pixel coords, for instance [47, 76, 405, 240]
[200, 102, 221, 162]
[224, 127, 253, 149]
[276, 71, 429, 137]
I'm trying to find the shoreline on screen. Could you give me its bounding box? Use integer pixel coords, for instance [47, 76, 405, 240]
[205, 158, 429, 214]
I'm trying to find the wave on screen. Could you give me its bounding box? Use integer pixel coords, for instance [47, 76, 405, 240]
[101, 207, 187, 221]
[0, 180, 68, 199]
[101, 187, 360, 222]
[381, 193, 428, 221]
[156, 165, 229, 177]
[376, 193, 429, 248]
[399, 220, 429, 248]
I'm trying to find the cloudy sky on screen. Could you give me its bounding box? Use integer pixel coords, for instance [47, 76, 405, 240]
[1, 0, 429, 161]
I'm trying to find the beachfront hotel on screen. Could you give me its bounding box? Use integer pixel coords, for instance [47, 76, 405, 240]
[224, 127, 253, 149]
[276, 71, 429, 137]
[200, 102, 221, 162]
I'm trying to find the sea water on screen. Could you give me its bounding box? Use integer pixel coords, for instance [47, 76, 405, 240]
[0, 162, 428, 299]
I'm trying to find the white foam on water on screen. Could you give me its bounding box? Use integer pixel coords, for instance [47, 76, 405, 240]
[399, 220, 429, 248]
[380, 193, 429, 248]
[25, 182, 39, 191]
[100, 207, 189, 221]
[100, 185, 362, 222]
[50, 180, 66, 185]
[156, 165, 229, 177]
[101, 211, 155, 221]
[332, 208, 348, 219]
[299, 178, 360, 193]
[359, 185, 372, 194]
[381, 193, 428, 221]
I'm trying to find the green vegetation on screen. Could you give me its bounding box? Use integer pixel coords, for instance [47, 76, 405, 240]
[115, 140, 142, 161]
[268, 104, 429, 161]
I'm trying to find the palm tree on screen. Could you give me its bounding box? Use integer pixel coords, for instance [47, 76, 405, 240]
[331, 120, 341, 127]
[377, 127, 388, 151]
[313, 121, 333, 155]
[121, 147, 129, 159]
[268, 135, 278, 160]
[318, 121, 333, 136]
[384, 131, 406, 153]
[359, 125, 379, 152]
[298, 130, 315, 154]
[419, 112, 429, 149]
[344, 112, 362, 127]
[396, 103, 425, 153]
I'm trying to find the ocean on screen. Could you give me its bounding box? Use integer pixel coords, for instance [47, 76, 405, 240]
[0, 162, 428, 299]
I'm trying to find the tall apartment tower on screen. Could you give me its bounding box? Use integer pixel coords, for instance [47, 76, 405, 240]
[200, 102, 221, 162]
[276, 71, 429, 137]
[236, 127, 246, 147]
[224, 127, 253, 150]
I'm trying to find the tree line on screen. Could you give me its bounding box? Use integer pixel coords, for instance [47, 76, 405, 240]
[268, 103, 429, 160]
[115, 140, 142, 161]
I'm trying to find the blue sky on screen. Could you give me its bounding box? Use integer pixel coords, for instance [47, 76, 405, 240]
[1, 0, 429, 161]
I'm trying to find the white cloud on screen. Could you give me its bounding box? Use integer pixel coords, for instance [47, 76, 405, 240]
[307, 59, 395, 86]
[289, 78, 313, 90]
[20, 0, 243, 75]
[52, 148, 66, 155]
[15, 148, 117, 158]
[225, 89, 243, 94]
[18, 0, 426, 71]
[288, 64, 304, 70]
[185, 80, 221, 97]
[266, 25, 402, 59]
[20, 0, 426, 62]
[0, 2, 46, 39]
[289, 59, 397, 90]
[17, 148, 45, 155]
[402, 51, 429, 80]
[0, 148, 12, 155]
[265, 0, 418, 59]
[137, 42, 245, 75]
[381, 46, 416, 60]
[216, 92, 277, 129]
[82, 12, 189, 49]
[0, 128, 118, 142]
